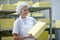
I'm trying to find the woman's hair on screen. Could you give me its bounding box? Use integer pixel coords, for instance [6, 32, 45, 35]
[16, 2, 29, 14]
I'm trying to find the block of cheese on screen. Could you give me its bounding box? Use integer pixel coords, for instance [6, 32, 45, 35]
[52, 22, 55, 28]
[2, 36, 13, 40]
[55, 20, 60, 28]
[0, 5, 2, 10]
[32, 12, 44, 17]
[37, 31, 48, 40]
[28, 21, 47, 38]
[14, 1, 33, 6]
[0, 19, 15, 30]
[0, 5, 1, 10]
[37, 18, 50, 24]
[27, 12, 44, 17]
[1, 4, 17, 11]
[10, 13, 18, 15]
[32, 2, 50, 7]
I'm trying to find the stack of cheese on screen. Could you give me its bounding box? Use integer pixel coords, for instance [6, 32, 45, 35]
[32, 2, 50, 7]
[0, 4, 16, 11]
[37, 18, 50, 24]
[14, 1, 33, 6]
[0, 19, 15, 30]
[28, 21, 47, 39]
[55, 20, 60, 28]
[27, 12, 44, 17]
[37, 31, 48, 40]
[32, 12, 44, 17]
[2, 36, 13, 40]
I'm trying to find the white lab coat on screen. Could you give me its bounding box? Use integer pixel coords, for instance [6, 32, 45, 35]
[12, 16, 37, 40]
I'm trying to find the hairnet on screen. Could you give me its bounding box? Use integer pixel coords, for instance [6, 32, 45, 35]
[16, 2, 29, 14]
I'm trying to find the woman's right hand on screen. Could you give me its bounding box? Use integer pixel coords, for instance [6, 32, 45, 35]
[13, 33, 25, 40]
[14, 35, 26, 40]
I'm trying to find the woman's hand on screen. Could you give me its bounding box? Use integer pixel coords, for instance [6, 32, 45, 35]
[24, 34, 34, 39]
[14, 36, 26, 40]
[19, 36, 26, 40]
[13, 33, 34, 40]
[13, 33, 26, 40]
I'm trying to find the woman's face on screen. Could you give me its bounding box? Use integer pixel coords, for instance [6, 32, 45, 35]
[21, 6, 29, 17]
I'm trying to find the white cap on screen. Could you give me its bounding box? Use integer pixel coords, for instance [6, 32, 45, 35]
[16, 2, 29, 14]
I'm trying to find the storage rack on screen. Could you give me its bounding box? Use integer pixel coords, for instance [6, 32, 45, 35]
[0, 7, 52, 40]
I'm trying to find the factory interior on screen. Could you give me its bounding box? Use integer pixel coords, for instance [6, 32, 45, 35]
[0, 0, 60, 40]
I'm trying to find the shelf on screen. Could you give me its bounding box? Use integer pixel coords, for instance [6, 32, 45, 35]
[0, 29, 12, 32]
[0, 10, 15, 14]
[0, 29, 12, 37]
[29, 7, 51, 12]
[0, 6, 52, 40]
[0, 7, 51, 14]
[32, 16, 45, 18]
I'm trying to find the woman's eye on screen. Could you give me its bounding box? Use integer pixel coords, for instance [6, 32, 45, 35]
[24, 10, 28, 11]
[24, 10, 26, 11]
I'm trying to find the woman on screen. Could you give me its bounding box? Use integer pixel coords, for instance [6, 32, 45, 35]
[12, 2, 37, 40]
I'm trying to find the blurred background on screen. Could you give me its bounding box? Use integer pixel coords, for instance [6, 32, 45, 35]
[0, 0, 60, 40]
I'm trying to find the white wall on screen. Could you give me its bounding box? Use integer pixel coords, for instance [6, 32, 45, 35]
[51, 0, 60, 20]
[40, 0, 60, 21]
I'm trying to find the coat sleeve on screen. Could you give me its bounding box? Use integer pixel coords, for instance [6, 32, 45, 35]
[12, 20, 20, 35]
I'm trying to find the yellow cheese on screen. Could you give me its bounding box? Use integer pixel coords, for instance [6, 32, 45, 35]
[32, 2, 50, 7]
[10, 13, 18, 15]
[1, 4, 17, 11]
[2, 36, 13, 40]
[28, 21, 47, 39]
[55, 20, 60, 28]
[32, 12, 44, 17]
[37, 18, 50, 24]
[0, 5, 2, 10]
[52, 22, 55, 28]
[37, 31, 48, 40]
[0, 19, 15, 30]
[14, 1, 33, 6]
[27, 12, 44, 17]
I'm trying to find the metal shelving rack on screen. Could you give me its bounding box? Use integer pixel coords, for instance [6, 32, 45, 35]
[29, 7, 52, 40]
[0, 7, 52, 40]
